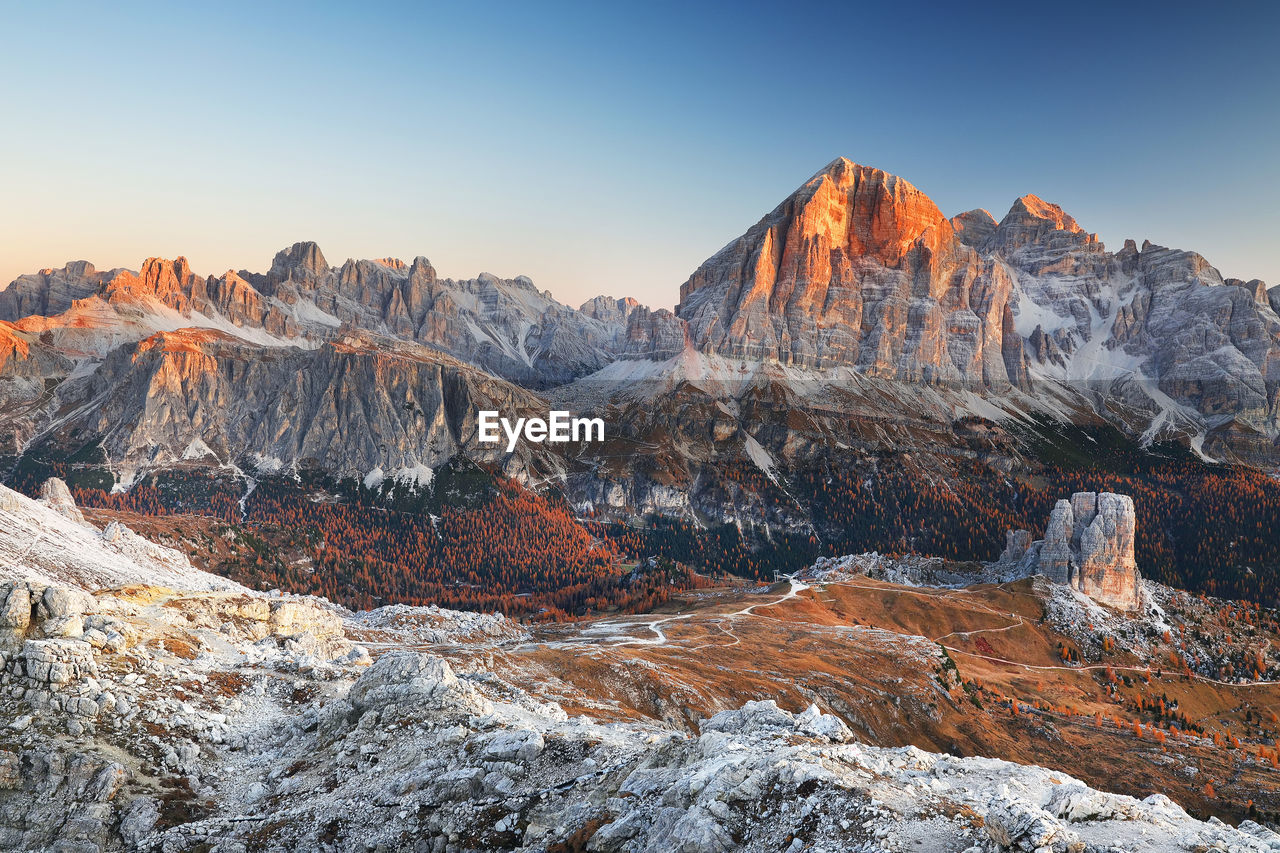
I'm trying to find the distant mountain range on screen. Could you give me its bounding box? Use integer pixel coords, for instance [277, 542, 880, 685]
[3, 157, 1280, 596]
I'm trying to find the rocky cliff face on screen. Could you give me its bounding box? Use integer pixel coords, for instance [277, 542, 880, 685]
[0, 325, 72, 455]
[251, 242, 640, 386]
[0, 261, 107, 322]
[1002, 491, 1140, 610]
[673, 158, 1280, 460]
[676, 159, 1028, 386]
[41, 328, 560, 486]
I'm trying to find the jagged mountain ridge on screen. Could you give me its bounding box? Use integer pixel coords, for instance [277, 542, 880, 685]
[3, 156, 1280, 512]
[13, 326, 567, 489]
[0, 244, 661, 485]
[0, 243, 663, 387]
[673, 158, 1280, 460]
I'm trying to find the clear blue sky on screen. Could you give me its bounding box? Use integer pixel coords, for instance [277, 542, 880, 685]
[3, 0, 1278, 308]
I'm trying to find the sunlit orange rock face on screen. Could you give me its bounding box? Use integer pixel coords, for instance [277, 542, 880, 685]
[0, 325, 31, 368]
[677, 158, 1028, 385]
[104, 259, 300, 337]
[0, 323, 73, 378]
[0, 323, 71, 453]
[105, 257, 201, 306]
[783, 158, 948, 267]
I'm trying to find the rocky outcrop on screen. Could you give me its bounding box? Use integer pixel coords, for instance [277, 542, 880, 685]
[14, 639, 99, 686]
[346, 651, 492, 716]
[578, 295, 644, 341]
[0, 578, 128, 653]
[1004, 491, 1140, 610]
[999, 528, 1033, 563]
[37, 478, 88, 527]
[0, 324, 65, 377]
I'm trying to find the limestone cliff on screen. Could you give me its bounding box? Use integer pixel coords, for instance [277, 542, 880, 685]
[676, 158, 1028, 386]
[673, 158, 1280, 461]
[62, 329, 561, 485]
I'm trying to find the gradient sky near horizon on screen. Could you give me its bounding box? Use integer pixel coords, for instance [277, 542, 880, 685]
[3, 0, 1279, 309]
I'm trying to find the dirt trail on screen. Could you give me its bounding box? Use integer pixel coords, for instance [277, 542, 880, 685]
[601, 577, 810, 649]
[817, 577, 1280, 689]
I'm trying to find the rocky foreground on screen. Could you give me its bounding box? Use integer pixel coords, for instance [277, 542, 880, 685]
[2, 482, 1279, 852]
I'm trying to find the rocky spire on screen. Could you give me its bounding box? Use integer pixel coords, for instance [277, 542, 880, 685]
[38, 477, 89, 528]
[101, 257, 201, 306]
[1004, 491, 1140, 611]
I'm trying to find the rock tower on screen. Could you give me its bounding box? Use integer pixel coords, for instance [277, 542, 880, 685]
[1001, 492, 1140, 610]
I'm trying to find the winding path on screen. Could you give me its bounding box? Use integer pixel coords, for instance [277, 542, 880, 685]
[536, 572, 1280, 692]
[815, 577, 1280, 690]
[605, 577, 809, 649]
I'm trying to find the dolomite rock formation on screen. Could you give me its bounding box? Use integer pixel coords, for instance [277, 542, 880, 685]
[0, 241, 659, 387]
[676, 158, 1029, 385]
[255, 244, 640, 386]
[673, 157, 1280, 461]
[5, 155, 1280, 526]
[0, 325, 71, 445]
[66, 328, 559, 482]
[14, 638, 99, 686]
[1005, 492, 1140, 610]
[0, 261, 106, 321]
[37, 477, 88, 527]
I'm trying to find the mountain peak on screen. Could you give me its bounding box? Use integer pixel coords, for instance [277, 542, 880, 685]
[677, 157, 964, 371]
[49, 260, 96, 278]
[269, 241, 330, 284]
[809, 157, 925, 199]
[139, 256, 194, 280]
[814, 156, 865, 179]
[950, 208, 998, 247]
[101, 256, 199, 304]
[408, 256, 436, 284]
[986, 194, 1097, 256]
[1007, 194, 1083, 234]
